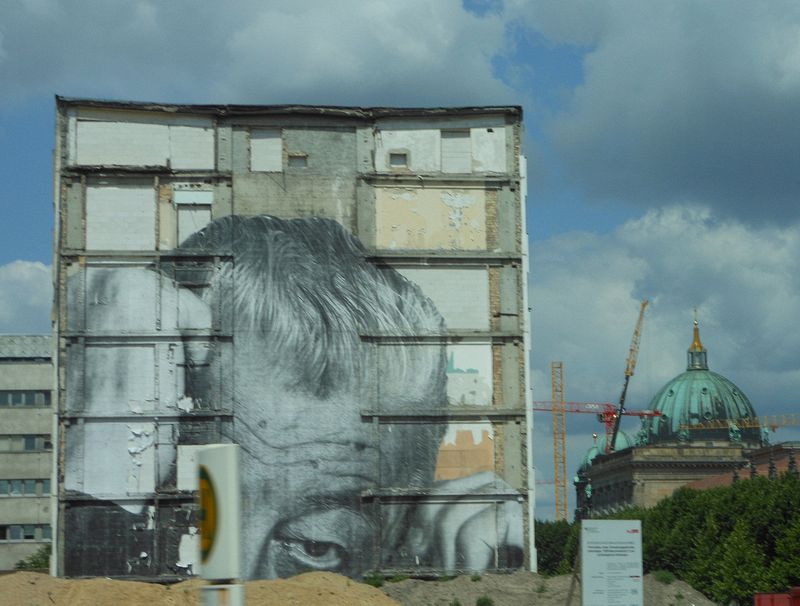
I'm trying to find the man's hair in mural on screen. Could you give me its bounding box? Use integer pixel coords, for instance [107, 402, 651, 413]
[178, 214, 447, 402]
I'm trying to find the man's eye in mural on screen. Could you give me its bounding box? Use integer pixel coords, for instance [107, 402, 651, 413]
[276, 534, 346, 570]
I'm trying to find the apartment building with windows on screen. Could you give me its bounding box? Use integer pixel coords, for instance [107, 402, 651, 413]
[0, 335, 53, 570]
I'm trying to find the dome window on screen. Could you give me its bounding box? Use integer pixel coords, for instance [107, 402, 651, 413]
[667, 389, 674, 397]
[701, 387, 708, 395]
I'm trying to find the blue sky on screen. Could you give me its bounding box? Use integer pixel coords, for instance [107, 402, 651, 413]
[2, 0, 800, 520]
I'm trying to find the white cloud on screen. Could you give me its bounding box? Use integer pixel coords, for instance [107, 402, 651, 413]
[512, 1, 800, 222]
[0, 0, 515, 107]
[530, 204, 800, 518]
[0, 261, 51, 334]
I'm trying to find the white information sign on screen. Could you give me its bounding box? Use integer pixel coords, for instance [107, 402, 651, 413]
[581, 519, 643, 606]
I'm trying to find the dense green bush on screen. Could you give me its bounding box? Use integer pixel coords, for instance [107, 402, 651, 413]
[537, 472, 800, 603]
[15, 544, 50, 570]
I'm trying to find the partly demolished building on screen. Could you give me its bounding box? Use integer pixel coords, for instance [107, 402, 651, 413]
[52, 98, 533, 578]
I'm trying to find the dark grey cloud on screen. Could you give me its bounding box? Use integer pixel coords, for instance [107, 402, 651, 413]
[512, 1, 800, 223]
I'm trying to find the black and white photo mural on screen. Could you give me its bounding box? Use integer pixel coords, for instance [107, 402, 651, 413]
[62, 215, 524, 579]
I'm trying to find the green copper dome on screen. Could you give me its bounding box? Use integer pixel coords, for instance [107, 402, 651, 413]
[638, 320, 760, 446]
[578, 431, 633, 471]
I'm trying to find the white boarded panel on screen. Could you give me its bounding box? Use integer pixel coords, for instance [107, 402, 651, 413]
[173, 189, 214, 205]
[375, 128, 440, 172]
[471, 126, 507, 173]
[447, 343, 493, 406]
[250, 129, 282, 171]
[78, 422, 156, 498]
[86, 186, 156, 250]
[397, 267, 489, 330]
[83, 345, 156, 414]
[178, 206, 212, 243]
[177, 445, 205, 491]
[441, 130, 472, 173]
[169, 124, 215, 170]
[76, 120, 168, 166]
[375, 187, 487, 250]
[84, 266, 158, 332]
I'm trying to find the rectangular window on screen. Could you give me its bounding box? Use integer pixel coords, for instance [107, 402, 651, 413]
[8, 526, 21, 540]
[441, 130, 472, 173]
[0, 527, 5, 540]
[23, 525, 35, 540]
[24, 480, 36, 495]
[10, 480, 22, 496]
[0, 434, 51, 451]
[250, 129, 282, 172]
[287, 154, 308, 168]
[389, 152, 408, 168]
[0, 480, 7, 495]
[0, 391, 51, 407]
[42, 525, 52, 540]
[42, 479, 51, 495]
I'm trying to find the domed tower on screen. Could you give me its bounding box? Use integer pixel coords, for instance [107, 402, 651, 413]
[638, 319, 761, 448]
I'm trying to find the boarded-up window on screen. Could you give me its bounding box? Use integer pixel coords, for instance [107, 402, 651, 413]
[76, 121, 169, 166]
[74, 119, 214, 169]
[177, 206, 212, 243]
[176, 445, 205, 491]
[250, 129, 282, 171]
[169, 124, 215, 170]
[441, 130, 472, 173]
[395, 267, 490, 330]
[86, 186, 156, 250]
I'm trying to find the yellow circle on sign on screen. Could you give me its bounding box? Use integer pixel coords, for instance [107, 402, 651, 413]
[198, 464, 217, 563]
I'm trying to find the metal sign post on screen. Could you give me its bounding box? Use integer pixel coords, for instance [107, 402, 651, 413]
[197, 444, 245, 606]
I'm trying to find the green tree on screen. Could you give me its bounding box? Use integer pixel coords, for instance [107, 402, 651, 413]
[535, 519, 573, 575]
[711, 519, 770, 604]
[769, 514, 800, 590]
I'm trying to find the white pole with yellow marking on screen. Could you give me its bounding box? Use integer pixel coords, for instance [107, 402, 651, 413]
[197, 444, 245, 606]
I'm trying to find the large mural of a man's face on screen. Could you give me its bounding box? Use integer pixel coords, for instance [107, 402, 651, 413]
[65, 214, 522, 579]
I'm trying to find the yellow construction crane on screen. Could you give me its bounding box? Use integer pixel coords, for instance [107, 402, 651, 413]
[551, 361, 567, 520]
[609, 299, 649, 452]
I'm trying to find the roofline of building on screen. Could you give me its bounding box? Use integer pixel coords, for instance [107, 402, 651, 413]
[55, 96, 523, 119]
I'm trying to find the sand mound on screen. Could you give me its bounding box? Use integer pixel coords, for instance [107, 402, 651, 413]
[0, 570, 715, 606]
[0, 571, 400, 606]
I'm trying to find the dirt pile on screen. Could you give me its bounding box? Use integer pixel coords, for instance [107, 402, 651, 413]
[381, 571, 716, 606]
[0, 571, 399, 606]
[0, 570, 715, 606]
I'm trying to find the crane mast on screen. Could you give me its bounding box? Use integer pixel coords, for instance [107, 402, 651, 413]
[609, 300, 649, 452]
[551, 362, 568, 520]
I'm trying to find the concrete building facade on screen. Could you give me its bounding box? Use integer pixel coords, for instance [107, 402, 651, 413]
[0, 335, 53, 570]
[53, 98, 532, 579]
